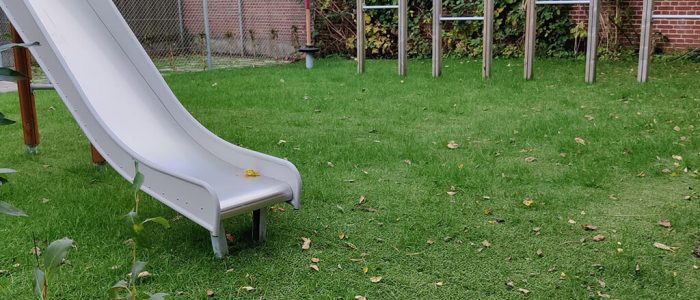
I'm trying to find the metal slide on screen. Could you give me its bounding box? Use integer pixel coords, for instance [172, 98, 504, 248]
[0, 0, 301, 257]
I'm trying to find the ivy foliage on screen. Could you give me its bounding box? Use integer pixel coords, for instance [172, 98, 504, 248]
[314, 0, 576, 58]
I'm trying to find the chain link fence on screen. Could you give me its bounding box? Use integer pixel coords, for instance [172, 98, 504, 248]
[0, 0, 307, 74]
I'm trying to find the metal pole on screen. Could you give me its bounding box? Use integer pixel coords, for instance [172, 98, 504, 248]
[482, 0, 494, 79]
[584, 0, 599, 83]
[237, 0, 246, 56]
[398, 0, 407, 76]
[176, 0, 184, 42]
[523, 0, 536, 80]
[202, 0, 213, 70]
[356, 0, 365, 74]
[432, 0, 442, 77]
[10, 25, 39, 154]
[638, 0, 653, 82]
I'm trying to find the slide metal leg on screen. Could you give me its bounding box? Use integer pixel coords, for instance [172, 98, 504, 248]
[252, 208, 267, 242]
[210, 222, 229, 258]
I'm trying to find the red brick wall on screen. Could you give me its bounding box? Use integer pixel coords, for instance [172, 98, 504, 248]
[569, 0, 700, 50]
[182, 0, 307, 57]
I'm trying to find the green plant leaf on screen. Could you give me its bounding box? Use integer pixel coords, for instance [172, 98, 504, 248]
[0, 41, 39, 52]
[0, 67, 27, 81]
[142, 217, 170, 229]
[130, 261, 147, 284]
[145, 292, 168, 300]
[109, 280, 129, 299]
[34, 268, 45, 300]
[0, 201, 28, 217]
[132, 222, 144, 234]
[43, 238, 73, 271]
[132, 162, 144, 191]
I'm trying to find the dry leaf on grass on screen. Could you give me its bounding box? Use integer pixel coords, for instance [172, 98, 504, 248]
[672, 155, 683, 161]
[536, 249, 543, 257]
[301, 237, 311, 250]
[239, 286, 255, 292]
[206, 289, 215, 297]
[581, 224, 598, 231]
[447, 141, 460, 149]
[635, 262, 641, 274]
[673, 126, 681, 132]
[427, 240, 435, 245]
[658, 219, 672, 228]
[345, 242, 358, 250]
[483, 208, 491, 215]
[370, 276, 383, 283]
[568, 219, 577, 224]
[311, 257, 320, 263]
[327, 161, 334, 168]
[524, 156, 537, 163]
[447, 186, 457, 196]
[29, 247, 41, 256]
[523, 197, 535, 207]
[137, 271, 151, 279]
[355, 296, 367, 300]
[575, 137, 586, 145]
[362, 266, 369, 273]
[309, 264, 319, 271]
[506, 280, 515, 289]
[226, 233, 234, 242]
[653, 242, 677, 252]
[358, 195, 366, 204]
[592, 235, 606, 242]
[482, 240, 491, 248]
[435, 281, 445, 287]
[244, 169, 260, 177]
[518, 288, 530, 295]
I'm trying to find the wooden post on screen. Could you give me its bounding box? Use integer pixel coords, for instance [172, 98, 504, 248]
[10, 25, 40, 154]
[432, 0, 442, 77]
[398, 0, 407, 76]
[482, 0, 494, 79]
[637, 0, 654, 83]
[523, 0, 536, 80]
[90, 144, 106, 165]
[584, 0, 600, 83]
[356, 0, 365, 74]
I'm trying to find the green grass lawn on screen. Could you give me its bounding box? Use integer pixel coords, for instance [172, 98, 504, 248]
[1, 58, 699, 299]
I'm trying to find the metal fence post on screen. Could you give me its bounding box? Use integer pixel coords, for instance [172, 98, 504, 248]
[432, 0, 441, 77]
[482, 0, 494, 79]
[637, 0, 653, 82]
[237, 0, 246, 56]
[356, 0, 365, 74]
[524, 0, 536, 80]
[398, 0, 407, 76]
[202, 0, 213, 70]
[177, 0, 184, 42]
[584, 0, 600, 83]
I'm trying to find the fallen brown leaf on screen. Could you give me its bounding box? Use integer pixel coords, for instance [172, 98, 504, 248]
[29, 247, 41, 256]
[568, 219, 577, 224]
[435, 281, 445, 287]
[482, 240, 491, 248]
[206, 289, 215, 297]
[536, 249, 543, 257]
[311, 257, 320, 263]
[358, 195, 366, 204]
[426, 240, 435, 245]
[483, 208, 491, 215]
[518, 288, 530, 295]
[524, 156, 537, 163]
[447, 141, 459, 149]
[301, 237, 311, 250]
[592, 235, 605, 242]
[653, 242, 677, 252]
[575, 137, 586, 145]
[345, 242, 358, 250]
[658, 219, 672, 228]
[581, 224, 598, 231]
[370, 276, 383, 283]
[355, 296, 367, 300]
[137, 271, 151, 279]
[447, 185, 457, 196]
[362, 266, 369, 273]
[226, 233, 234, 242]
[309, 264, 319, 271]
[522, 197, 535, 207]
[635, 262, 641, 274]
[506, 280, 515, 289]
[239, 286, 255, 292]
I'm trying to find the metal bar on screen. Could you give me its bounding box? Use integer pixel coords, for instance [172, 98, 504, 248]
[432, 0, 442, 77]
[176, 0, 184, 42]
[536, 0, 590, 4]
[482, 0, 494, 79]
[30, 84, 54, 91]
[10, 25, 39, 153]
[440, 16, 484, 21]
[652, 14, 700, 19]
[357, 0, 365, 74]
[202, 0, 213, 70]
[398, 0, 407, 76]
[363, 5, 399, 9]
[638, 0, 653, 82]
[524, 0, 536, 80]
[584, 0, 599, 83]
[237, 0, 246, 56]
